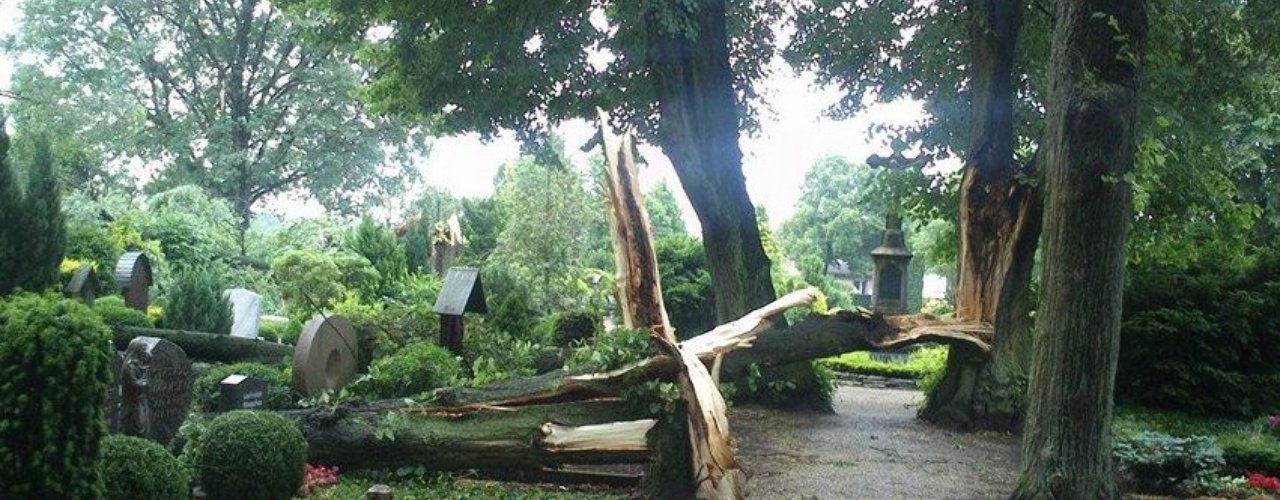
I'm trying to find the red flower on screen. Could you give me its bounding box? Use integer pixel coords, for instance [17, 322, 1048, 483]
[1247, 472, 1280, 492]
[299, 463, 341, 496]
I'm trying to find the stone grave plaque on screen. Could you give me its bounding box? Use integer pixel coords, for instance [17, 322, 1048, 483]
[121, 336, 193, 445]
[63, 264, 101, 306]
[223, 288, 263, 339]
[219, 374, 268, 411]
[292, 315, 358, 397]
[114, 252, 153, 312]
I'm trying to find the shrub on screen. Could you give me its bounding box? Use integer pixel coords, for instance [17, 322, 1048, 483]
[546, 310, 603, 347]
[197, 410, 307, 500]
[192, 362, 294, 412]
[0, 293, 111, 499]
[1219, 430, 1280, 476]
[93, 295, 155, 328]
[362, 342, 461, 398]
[163, 266, 232, 334]
[1118, 253, 1280, 417]
[101, 435, 190, 500]
[333, 299, 439, 370]
[566, 327, 652, 372]
[66, 222, 124, 285]
[655, 234, 716, 340]
[344, 216, 406, 299]
[1114, 431, 1226, 493]
[462, 323, 539, 383]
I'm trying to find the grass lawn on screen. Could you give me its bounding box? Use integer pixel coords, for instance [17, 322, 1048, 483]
[1113, 406, 1280, 475]
[820, 345, 948, 381]
[305, 474, 629, 500]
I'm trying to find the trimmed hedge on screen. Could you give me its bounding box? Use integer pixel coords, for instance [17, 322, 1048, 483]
[93, 295, 154, 328]
[197, 410, 307, 500]
[101, 435, 190, 500]
[192, 362, 294, 412]
[362, 341, 461, 398]
[0, 293, 112, 499]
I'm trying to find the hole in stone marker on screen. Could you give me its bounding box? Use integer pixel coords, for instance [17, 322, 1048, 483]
[325, 349, 341, 388]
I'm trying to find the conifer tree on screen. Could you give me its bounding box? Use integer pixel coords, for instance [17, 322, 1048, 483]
[0, 124, 19, 295]
[14, 137, 65, 292]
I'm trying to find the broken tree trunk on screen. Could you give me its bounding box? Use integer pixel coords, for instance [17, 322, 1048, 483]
[112, 326, 293, 364]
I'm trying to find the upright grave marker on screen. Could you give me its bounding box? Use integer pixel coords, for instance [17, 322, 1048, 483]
[223, 288, 263, 339]
[292, 315, 359, 397]
[433, 267, 487, 356]
[114, 251, 153, 312]
[220, 374, 268, 411]
[120, 336, 192, 445]
[62, 264, 100, 306]
[871, 211, 913, 315]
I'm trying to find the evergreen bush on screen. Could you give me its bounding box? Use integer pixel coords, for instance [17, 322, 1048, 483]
[547, 310, 603, 347]
[362, 341, 461, 398]
[15, 137, 66, 293]
[345, 216, 407, 298]
[1114, 431, 1225, 493]
[192, 362, 294, 412]
[162, 267, 232, 334]
[101, 435, 190, 500]
[0, 124, 19, 295]
[196, 410, 307, 500]
[0, 293, 111, 499]
[93, 295, 155, 328]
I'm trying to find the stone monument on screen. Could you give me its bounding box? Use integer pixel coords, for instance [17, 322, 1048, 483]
[120, 336, 193, 445]
[114, 252, 153, 312]
[63, 264, 101, 306]
[222, 288, 263, 339]
[219, 374, 269, 411]
[871, 210, 913, 315]
[292, 315, 359, 397]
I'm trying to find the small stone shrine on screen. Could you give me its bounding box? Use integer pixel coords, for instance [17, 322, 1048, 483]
[871, 210, 913, 315]
[292, 315, 359, 397]
[432, 267, 487, 355]
[223, 288, 263, 339]
[114, 251, 153, 312]
[120, 336, 193, 445]
[219, 374, 268, 411]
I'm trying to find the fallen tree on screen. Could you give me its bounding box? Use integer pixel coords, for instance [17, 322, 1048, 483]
[112, 326, 293, 364]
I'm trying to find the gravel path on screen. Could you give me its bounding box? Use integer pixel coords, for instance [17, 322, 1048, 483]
[731, 384, 1021, 500]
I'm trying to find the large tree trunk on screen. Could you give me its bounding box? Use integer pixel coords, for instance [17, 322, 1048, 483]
[112, 326, 294, 364]
[921, 0, 1044, 432]
[645, 0, 777, 322]
[1012, 0, 1147, 497]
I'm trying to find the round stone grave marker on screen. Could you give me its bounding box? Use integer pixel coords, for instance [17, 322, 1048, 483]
[292, 315, 358, 397]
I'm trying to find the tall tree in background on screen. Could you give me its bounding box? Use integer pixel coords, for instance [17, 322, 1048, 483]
[11, 0, 427, 252]
[290, 0, 783, 322]
[1014, 0, 1147, 496]
[779, 156, 883, 280]
[645, 182, 688, 239]
[17, 137, 67, 293]
[0, 126, 20, 295]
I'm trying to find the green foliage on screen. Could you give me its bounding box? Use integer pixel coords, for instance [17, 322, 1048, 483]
[92, 295, 155, 328]
[100, 435, 190, 500]
[1219, 430, 1280, 477]
[66, 222, 124, 284]
[1114, 407, 1280, 477]
[1118, 252, 1280, 417]
[480, 266, 540, 340]
[738, 361, 836, 413]
[645, 182, 687, 238]
[197, 410, 307, 500]
[334, 298, 440, 369]
[13, 137, 66, 293]
[346, 216, 408, 298]
[655, 234, 716, 340]
[545, 310, 603, 348]
[0, 293, 111, 500]
[362, 342, 462, 399]
[0, 126, 20, 295]
[192, 362, 294, 412]
[779, 156, 884, 280]
[135, 186, 238, 271]
[270, 249, 379, 321]
[1114, 431, 1225, 493]
[565, 328, 652, 373]
[821, 346, 949, 382]
[305, 473, 625, 500]
[462, 324, 540, 384]
[459, 197, 504, 263]
[161, 267, 233, 335]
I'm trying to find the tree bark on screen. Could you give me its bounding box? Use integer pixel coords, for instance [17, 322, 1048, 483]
[921, 0, 1044, 432]
[1012, 0, 1147, 497]
[112, 326, 294, 364]
[645, 0, 777, 323]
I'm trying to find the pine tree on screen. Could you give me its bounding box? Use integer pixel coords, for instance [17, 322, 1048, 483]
[0, 124, 19, 295]
[14, 137, 66, 292]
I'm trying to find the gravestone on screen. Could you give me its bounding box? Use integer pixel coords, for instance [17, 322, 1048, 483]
[114, 252, 153, 312]
[292, 315, 359, 397]
[222, 288, 263, 339]
[433, 267, 487, 355]
[219, 374, 268, 411]
[105, 350, 124, 433]
[120, 336, 193, 445]
[63, 264, 101, 306]
[870, 211, 913, 315]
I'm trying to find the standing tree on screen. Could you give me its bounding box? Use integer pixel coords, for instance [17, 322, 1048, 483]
[645, 182, 688, 239]
[286, 0, 783, 322]
[11, 0, 427, 252]
[779, 156, 884, 281]
[1014, 0, 1148, 496]
[0, 125, 20, 295]
[15, 137, 66, 293]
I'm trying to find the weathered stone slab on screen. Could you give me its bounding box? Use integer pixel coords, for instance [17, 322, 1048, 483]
[219, 374, 268, 411]
[120, 336, 192, 445]
[222, 288, 262, 339]
[291, 315, 358, 397]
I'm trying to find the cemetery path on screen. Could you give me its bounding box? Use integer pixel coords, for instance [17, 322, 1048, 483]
[731, 384, 1020, 500]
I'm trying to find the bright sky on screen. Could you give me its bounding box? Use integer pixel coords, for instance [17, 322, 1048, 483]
[0, 1, 926, 232]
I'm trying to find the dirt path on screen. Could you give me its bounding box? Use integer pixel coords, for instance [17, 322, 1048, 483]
[731, 384, 1021, 500]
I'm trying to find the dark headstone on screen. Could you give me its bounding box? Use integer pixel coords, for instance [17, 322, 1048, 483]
[106, 350, 124, 433]
[219, 374, 268, 411]
[63, 264, 101, 306]
[121, 336, 192, 445]
[114, 252, 153, 312]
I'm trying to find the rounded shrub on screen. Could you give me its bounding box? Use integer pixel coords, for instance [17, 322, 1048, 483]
[197, 410, 307, 500]
[0, 293, 112, 499]
[162, 266, 232, 334]
[548, 310, 603, 347]
[93, 295, 154, 328]
[192, 362, 294, 412]
[363, 341, 461, 398]
[101, 435, 190, 500]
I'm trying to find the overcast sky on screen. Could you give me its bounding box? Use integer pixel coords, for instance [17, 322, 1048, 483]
[0, 1, 928, 232]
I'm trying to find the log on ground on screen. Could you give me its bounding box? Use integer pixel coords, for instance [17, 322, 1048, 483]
[113, 326, 294, 364]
